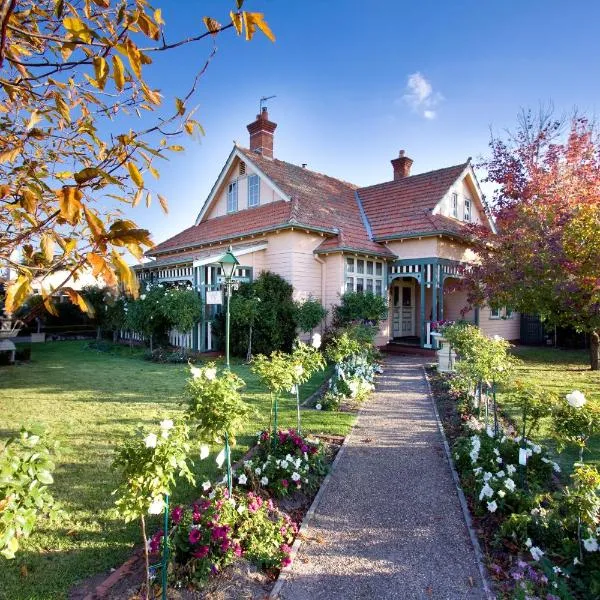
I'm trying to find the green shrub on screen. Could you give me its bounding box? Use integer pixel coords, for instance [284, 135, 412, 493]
[332, 291, 387, 327]
[295, 297, 327, 333]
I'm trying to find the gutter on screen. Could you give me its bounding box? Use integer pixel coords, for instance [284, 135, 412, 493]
[373, 230, 465, 243]
[313, 245, 394, 260]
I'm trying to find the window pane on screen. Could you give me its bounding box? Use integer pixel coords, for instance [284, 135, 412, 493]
[346, 257, 354, 273]
[366, 279, 373, 293]
[366, 261, 373, 275]
[464, 199, 471, 222]
[345, 277, 354, 292]
[248, 174, 260, 207]
[357, 259, 364, 274]
[452, 193, 458, 218]
[227, 182, 238, 213]
[375, 280, 382, 296]
[375, 262, 383, 276]
[490, 307, 500, 318]
[356, 278, 364, 293]
[402, 287, 412, 306]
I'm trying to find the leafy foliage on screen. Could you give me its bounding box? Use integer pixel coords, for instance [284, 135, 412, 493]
[464, 113, 600, 369]
[295, 297, 327, 333]
[184, 363, 250, 445]
[0, 428, 60, 559]
[1, 1, 275, 316]
[215, 272, 297, 356]
[333, 291, 388, 327]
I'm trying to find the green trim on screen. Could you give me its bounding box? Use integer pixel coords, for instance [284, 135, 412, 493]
[197, 266, 206, 352]
[374, 230, 465, 242]
[316, 246, 393, 259]
[149, 223, 338, 258]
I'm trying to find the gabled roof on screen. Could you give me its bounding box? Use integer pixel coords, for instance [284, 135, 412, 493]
[149, 146, 480, 259]
[358, 163, 470, 239]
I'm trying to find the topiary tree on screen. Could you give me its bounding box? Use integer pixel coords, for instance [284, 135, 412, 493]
[295, 297, 327, 334]
[333, 291, 387, 327]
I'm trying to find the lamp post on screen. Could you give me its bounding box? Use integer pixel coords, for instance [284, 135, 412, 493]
[219, 246, 239, 370]
[218, 246, 239, 497]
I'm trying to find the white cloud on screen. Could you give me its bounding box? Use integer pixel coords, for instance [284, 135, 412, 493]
[402, 72, 443, 119]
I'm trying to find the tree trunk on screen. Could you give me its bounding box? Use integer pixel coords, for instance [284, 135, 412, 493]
[591, 330, 600, 371]
[112, 330, 118, 343]
[149, 334, 153, 353]
[246, 323, 253, 363]
[96, 326, 101, 341]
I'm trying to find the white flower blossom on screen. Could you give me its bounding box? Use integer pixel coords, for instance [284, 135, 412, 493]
[204, 367, 217, 381]
[574, 557, 582, 565]
[294, 365, 304, 377]
[530, 546, 544, 561]
[237, 504, 246, 514]
[532, 444, 542, 454]
[496, 456, 503, 464]
[254, 467, 262, 475]
[160, 419, 174, 431]
[190, 365, 203, 379]
[260, 476, 269, 486]
[506, 464, 516, 476]
[496, 470, 505, 479]
[140, 294, 146, 300]
[148, 497, 165, 515]
[504, 478, 516, 493]
[280, 460, 289, 469]
[583, 537, 599, 552]
[479, 483, 494, 500]
[525, 538, 532, 548]
[200, 445, 210, 460]
[238, 474, 247, 485]
[311, 333, 322, 349]
[497, 489, 506, 498]
[483, 472, 493, 482]
[566, 390, 586, 409]
[216, 448, 226, 468]
[315, 403, 322, 411]
[291, 472, 301, 482]
[202, 480, 211, 491]
[144, 433, 158, 448]
[487, 500, 498, 513]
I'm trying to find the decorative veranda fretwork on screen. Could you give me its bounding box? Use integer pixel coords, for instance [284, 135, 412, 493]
[388, 257, 466, 347]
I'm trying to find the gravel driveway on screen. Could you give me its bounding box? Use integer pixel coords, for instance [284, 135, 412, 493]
[276, 355, 489, 600]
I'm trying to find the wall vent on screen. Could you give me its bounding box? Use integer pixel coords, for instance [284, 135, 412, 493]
[239, 161, 246, 176]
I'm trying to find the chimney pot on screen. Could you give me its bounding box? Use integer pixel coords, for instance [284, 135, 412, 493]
[247, 109, 277, 159]
[391, 150, 413, 180]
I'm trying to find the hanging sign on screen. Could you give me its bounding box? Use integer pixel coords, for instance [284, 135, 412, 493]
[206, 290, 222, 305]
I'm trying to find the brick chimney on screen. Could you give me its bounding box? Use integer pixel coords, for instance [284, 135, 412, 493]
[391, 150, 413, 180]
[247, 107, 277, 159]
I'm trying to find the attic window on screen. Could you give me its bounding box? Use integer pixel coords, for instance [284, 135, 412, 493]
[464, 198, 472, 222]
[239, 161, 246, 176]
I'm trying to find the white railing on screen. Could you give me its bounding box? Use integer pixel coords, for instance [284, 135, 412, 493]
[168, 329, 193, 349]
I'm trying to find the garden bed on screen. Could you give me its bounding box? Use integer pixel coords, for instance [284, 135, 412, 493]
[70, 433, 344, 600]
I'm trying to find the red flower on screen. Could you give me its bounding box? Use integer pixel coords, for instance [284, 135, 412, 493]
[188, 528, 202, 544]
[281, 479, 289, 488]
[193, 545, 210, 559]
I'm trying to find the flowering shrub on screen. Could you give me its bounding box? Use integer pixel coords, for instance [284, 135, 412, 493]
[430, 319, 455, 332]
[166, 488, 296, 584]
[0, 428, 60, 559]
[185, 363, 250, 446]
[112, 418, 194, 591]
[235, 429, 326, 498]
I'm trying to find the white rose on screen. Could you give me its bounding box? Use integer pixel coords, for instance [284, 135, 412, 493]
[160, 419, 174, 431]
[530, 546, 544, 561]
[315, 403, 322, 411]
[148, 497, 165, 515]
[238, 474, 247, 485]
[487, 501, 498, 513]
[144, 433, 157, 449]
[260, 476, 269, 486]
[566, 390, 586, 409]
[294, 365, 304, 377]
[291, 472, 301, 482]
[200, 445, 210, 460]
[583, 537, 599, 552]
[204, 367, 217, 381]
[311, 333, 322, 349]
[202, 480, 211, 491]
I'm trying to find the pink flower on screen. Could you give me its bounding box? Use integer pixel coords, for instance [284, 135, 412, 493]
[280, 543, 292, 554]
[281, 556, 292, 567]
[171, 506, 183, 525]
[233, 543, 243, 557]
[267, 499, 275, 511]
[188, 528, 202, 544]
[193, 545, 210, 559]
[149, 530, 164, 554]
[281, 479, 289, 488]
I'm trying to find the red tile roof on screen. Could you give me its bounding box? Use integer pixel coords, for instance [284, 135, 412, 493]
[149, 147, 471, 258]
[358, 163, 469, 239]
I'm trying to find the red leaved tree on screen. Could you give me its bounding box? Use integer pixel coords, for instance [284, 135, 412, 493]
[465, 112, 600, 370]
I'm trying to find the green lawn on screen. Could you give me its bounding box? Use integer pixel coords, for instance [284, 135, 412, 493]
[497, 346, 600, 474]
[0, 341, 352, 600]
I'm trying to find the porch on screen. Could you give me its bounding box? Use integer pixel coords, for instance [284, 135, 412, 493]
[387, 258, 476, 349]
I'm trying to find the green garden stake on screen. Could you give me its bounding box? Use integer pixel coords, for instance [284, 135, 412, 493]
[483, 383, 489, 429]
[161, 493, 169, 600]
[493, 381, 499, 436]
[296, 385, 301, 435]
[225, 432, 232, 497]
[272, 396, 278, 450]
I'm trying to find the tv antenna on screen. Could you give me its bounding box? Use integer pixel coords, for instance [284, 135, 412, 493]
[259, 95, 276, 111]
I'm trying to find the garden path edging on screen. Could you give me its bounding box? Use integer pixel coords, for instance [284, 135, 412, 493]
[422, 366, 496, 600]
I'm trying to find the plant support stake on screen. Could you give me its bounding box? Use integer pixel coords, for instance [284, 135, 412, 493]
[225, 432, 232, 497]
[296, 385, 301, 435]
[161, 493, 169, 600]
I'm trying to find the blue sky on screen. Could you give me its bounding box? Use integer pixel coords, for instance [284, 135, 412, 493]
[130, 0, 600, 247]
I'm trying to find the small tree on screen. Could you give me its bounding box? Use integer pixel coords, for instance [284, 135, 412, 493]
[0, 428, 60, 560]
[333, 291, 387, 327]
[290, 341, 326, 432]
[113, 419, 194, 599]
[230, 293, 261, 361]
[295, 297, 327, 334]
[81, 285, 117, 340]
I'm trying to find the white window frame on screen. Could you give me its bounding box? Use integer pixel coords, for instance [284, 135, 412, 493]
[464, 198, 472, 222]
[344, 257, 385, 296]
[490, 306, 501, 319]
[451, 192, 458, 218]
[227, 181, 238, 213]
[248, 174, 260, 208]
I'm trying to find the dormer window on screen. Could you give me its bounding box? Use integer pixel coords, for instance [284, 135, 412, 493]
[451, 192, 458, 218]
[227, 181, 238, 213]
[248, 174, 260, 208]
[464, 198, 472, 222]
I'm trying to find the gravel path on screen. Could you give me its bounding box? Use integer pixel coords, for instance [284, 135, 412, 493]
[277, 355, 488, 600]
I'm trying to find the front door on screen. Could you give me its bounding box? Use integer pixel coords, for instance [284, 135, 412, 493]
[392, 281, 415, 337]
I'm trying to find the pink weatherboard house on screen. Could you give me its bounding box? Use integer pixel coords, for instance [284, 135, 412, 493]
[135, 109, 519, 351]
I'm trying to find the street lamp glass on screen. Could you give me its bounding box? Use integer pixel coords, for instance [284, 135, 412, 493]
[219, 248, 239, 280]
